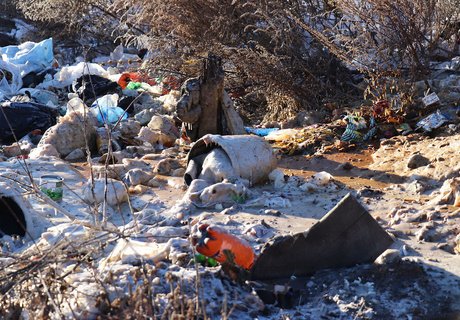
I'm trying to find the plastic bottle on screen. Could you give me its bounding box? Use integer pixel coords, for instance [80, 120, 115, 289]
[192, 224, 255, 270]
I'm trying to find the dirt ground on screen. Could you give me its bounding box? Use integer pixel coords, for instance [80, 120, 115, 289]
[64, 133, 460, 319]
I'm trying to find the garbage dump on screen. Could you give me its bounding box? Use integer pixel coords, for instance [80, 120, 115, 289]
[0, 19, 459, 320]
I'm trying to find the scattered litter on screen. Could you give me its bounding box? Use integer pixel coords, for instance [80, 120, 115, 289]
[416, 110, 450, 132]
[191, 224, 256, 270]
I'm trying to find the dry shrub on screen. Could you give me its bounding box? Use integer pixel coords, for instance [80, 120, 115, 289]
[10, 0, 360, 123]
[9, 0, 460, 122]
[314, 0, 460, 77]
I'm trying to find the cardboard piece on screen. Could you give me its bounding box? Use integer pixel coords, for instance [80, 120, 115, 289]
[250, 193, 393, 280]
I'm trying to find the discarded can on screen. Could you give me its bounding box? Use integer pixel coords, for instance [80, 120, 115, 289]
[40, 175, 64, 202]
[192, 224, 256, 270]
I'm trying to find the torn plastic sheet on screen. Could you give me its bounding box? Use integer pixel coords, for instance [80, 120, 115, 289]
[0, 59, 22, 101]
[0, 38, 53, 77]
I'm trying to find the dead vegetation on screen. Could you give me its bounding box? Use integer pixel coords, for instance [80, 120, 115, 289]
[8, 0, 460, 123]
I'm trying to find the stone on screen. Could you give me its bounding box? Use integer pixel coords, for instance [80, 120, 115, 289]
[415, 224, 437, 242]
[375, 249, 401, 264]
[65, 148, 86, 161]
[336, 162, 353, 171]
[134, 108, 157, 125]
[137, 127, 174, 148]
[437, 177, 460, 207]
[147, 115, 179, 147]
[156, 91, 179, 113]
[148, 176, 167, 187]
[133, 97, 163, 115]
[126, 145, 155, 156]
[28, 143, 60, 159]
[407, 154, 430, 169]
[172, 168, 185, 177]
[141, 153, 165, 161]
[38, 111, 97, 158]
[82, 178, 128, 207]
[118, 119, 141, 138]
[98, 151, 126, 164]
[154, 158, 182, 175]
[2, 143, 21, 158]
[125, 168, 154, 186]
[92, 164, 127, 179]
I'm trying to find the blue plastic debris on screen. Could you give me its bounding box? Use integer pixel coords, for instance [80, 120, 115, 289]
[416, 110, 450, 132]
[245, 127, 279, 137]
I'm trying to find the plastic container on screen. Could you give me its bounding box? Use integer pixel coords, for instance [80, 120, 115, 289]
[192, 224, 255, 269]
[39, 175, 64, 202]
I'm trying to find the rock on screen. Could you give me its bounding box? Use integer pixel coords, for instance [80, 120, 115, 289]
[141, 153, 165, 161]
[312, 171, 334, 186]
[125, 168, 154, 186]
[118, 119, 141, 138]
[148, 176, 167, 187]
[161, 147, 180, 157]
[92, 164, 127, 179]
[147, 115, 179, 147]
[299, 182, 317, 192]
[126, 145, 155, 156]
[415, 223, 437, 242]
[407, 154, 430, 169]
[128, 185, 148, 194]
[199, 182, 247, 207]
[134, 108, 157, 125]
[29, 143, 60, 159]
[82, 178, 128, 207]
[357, 187, 384, 198]
[336, 162, 354, 170]
[263, 209, 281, 216]
[133, 97, 163, 115]
[172, 168, 185, 177]
[38, 110, 97, 157]
[2, 143, 22, 158]
[437, 177, 460, 207]
[269, 169, 286, 189]
[98, 151, 127, 164]
[154, 158, 182, 175]
[64, 148, 86, 161]
[406, 180, 427, 194]
[437, 242, 456, 254]
[137, 127, 174, 148]
[375, 249, 401, 264]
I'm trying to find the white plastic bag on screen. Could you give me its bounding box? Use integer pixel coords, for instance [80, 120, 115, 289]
[0, 38, 53, 77]
[0, 59, 22, 101]
[38, 62, 109, 89]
